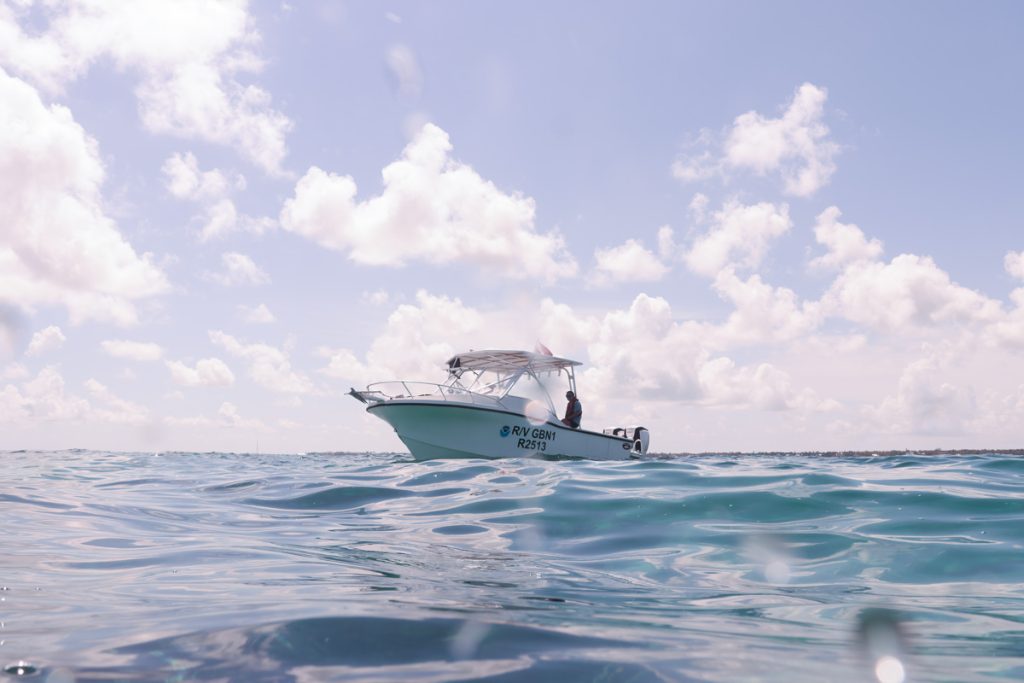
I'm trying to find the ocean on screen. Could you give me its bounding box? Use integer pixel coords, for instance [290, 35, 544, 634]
[2, 450, 1023, 682]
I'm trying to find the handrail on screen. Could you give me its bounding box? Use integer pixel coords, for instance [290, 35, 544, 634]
[365, 381, 505, 407]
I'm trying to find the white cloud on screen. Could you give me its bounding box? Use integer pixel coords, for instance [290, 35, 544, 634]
[280, 123, 578, 283]
[983, 286, 1024, 350]
[199, 199, 239, 242]
[162, 151, 229, 201]
[306, 211, 1024, 447]
[239, 303, 276, 324]
[26, 325, 66, 356]
[672, 83, 839, 197]
[321, 290, 486, 384]
[708, 269, 820, 347]
[0, 366, 88, 423]
[534, 299, 600, 359]
[972, 383, 1024, 437]
[161, 153, 271, 241]
[688, 193, 709, 222]
[208, 252, 270, 286]
[1, 366, 158, 427]
[386, 44, 422, 97]
[671, 150, 717, 183]
[1005, 251, 1024, 280]
[166, 357, 235, 387]
[0, 68, 168, 325]
[866, 353, 975, 435]
[684, 200, 791, 277]
[577, 294, 709, 402]
[724, 83, 839, 197]
[213, 401, 262, 429]
[210, 330, 313, 394]
[670, 130, 718, 184]
[165, 401, 264, 430]
[698, 356, 836, 412]
[139, 68, 291, 175]
[361, 290, 391, 306]
[385, 11, 402, 24]
[2, 362, 29, 381]
[327, 289, 828, 417]
[0, 1, 292, 173]
[320, 347, 367, 384]
[276, 395, 302, 409]
[656, 225, 676, 260]
[101, 339, 164, 362]
[592, 238, 669, 285]
[822, 253, 1002, 333]
[84, 378, 148, 425]
[198, 198, 275, 243]
[810, 206, 883, 270]
[807, 208, 1011, 338]
[553, 293, 829, 414]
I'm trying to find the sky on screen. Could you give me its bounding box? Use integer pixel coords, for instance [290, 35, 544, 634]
[1, 0, 1023, 454]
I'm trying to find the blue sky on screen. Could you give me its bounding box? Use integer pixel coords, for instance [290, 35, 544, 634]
[2, 1, 1022, 453]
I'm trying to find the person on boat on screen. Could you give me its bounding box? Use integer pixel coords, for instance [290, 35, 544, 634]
[562, 391, 582, 429]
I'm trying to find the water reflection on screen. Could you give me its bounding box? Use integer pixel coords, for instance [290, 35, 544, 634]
[83, 616, 642, 682]
[2, 451, 1024, 681]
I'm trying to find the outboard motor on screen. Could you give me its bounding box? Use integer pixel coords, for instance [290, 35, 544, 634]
[632, 427, 650, 455]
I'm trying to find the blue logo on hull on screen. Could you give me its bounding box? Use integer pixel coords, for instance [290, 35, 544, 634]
[499, 425, 511, 438]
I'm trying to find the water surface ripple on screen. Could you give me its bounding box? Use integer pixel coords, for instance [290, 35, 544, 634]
[2, 451, 1023, 681]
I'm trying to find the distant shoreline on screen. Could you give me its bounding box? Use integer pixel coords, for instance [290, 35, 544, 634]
[649, 449, 1024, 457]
[2, 449, 1022, 458]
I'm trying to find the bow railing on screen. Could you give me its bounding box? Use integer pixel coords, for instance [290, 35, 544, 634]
[365, 381, 505, 407]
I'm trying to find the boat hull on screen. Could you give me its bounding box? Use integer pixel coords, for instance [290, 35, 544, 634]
[366, 400, 637, 461]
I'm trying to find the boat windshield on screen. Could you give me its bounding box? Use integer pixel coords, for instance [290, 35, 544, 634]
[508, 371, 562, 406]
[447, 366, 570, 409]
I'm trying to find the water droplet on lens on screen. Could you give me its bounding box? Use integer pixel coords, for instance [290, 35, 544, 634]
[743, 534, 792, 585]
[856, 608, 910, 683]
[3, 661, 38, 676]
[875, 655, 905, 683]
[451, 620, 490, 659]
[45, 669, 74, 683]
[764, 559, 791, 584]
[523, 400, 549, 426]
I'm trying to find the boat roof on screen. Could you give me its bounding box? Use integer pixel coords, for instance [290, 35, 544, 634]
[445, 349, 581, 373]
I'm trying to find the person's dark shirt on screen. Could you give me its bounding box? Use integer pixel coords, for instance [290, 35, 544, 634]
[563, 397, 582, 428]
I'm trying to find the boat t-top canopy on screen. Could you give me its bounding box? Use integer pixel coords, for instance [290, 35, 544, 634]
[445, 349, 581, 374]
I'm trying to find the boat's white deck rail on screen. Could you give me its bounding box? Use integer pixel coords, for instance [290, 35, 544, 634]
[366, 381, 505, 407]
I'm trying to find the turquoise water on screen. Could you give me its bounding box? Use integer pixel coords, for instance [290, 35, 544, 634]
[2, 451, 1023, 682]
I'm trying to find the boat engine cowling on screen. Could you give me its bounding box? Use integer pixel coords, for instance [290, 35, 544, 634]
[632, 427, 650, 455]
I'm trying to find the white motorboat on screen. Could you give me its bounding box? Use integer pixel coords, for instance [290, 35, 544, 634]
[349, 349, 650, 461]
